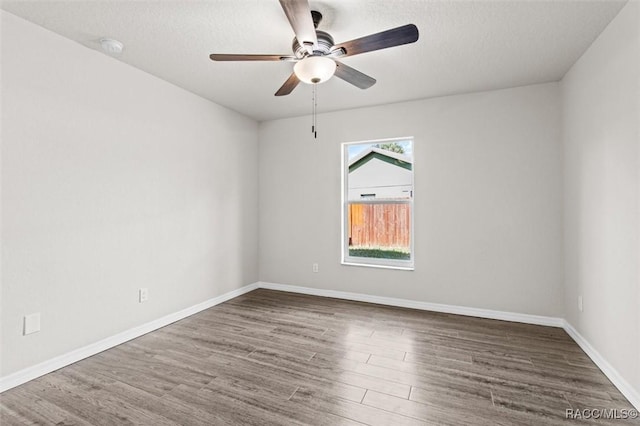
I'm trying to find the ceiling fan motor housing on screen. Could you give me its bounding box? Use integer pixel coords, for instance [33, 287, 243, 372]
[292, 30, 334, 58]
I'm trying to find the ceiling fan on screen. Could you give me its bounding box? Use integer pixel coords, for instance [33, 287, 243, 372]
[209, 0, 419, 96]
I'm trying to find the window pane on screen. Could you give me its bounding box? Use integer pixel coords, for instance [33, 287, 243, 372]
[343, 138, 413, 268]
[347, 202, 411, 260]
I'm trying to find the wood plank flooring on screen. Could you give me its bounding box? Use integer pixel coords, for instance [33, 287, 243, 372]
[1, 289, 638, 425]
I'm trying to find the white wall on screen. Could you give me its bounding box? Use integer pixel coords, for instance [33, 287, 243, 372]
[562, 0, 640, 395]
[0, 11, 258, 376]
[259, 83, 563, 317]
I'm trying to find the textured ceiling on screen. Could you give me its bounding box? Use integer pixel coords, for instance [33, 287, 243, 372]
[0, 0, 627, 121]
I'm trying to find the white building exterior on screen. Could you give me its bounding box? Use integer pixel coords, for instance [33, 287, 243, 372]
[348, 148, 413, 200]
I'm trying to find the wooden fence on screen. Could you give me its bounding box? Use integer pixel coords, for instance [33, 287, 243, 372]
[348, 203, 411, 249]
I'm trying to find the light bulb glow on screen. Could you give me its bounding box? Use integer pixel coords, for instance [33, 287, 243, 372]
[294, 56, 336, 84]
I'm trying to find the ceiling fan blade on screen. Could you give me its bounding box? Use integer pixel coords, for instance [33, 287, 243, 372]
[333, 24, 419, 57]
[334, 61, 376, 89]
[275, 73, 300, 96]
[209, 54, 296, 62]
[279, 0, 317, 53]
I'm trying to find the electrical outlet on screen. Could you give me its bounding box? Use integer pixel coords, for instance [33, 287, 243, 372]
[23, 313, 41, 335]
[139, 288, 149, 303]
[578, 295, 583, 312]
[312, 263, 319, 273]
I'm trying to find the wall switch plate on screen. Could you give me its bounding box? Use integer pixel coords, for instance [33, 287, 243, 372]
[578, 295, 583, 312]
[23, 313, 41, 335]
[139, 288, 149, 303]
[312, 263, 319, 273]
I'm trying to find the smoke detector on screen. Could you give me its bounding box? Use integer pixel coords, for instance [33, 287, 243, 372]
[99, 38, 124, 56]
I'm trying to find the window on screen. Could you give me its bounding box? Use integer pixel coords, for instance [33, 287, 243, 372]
[342, 138, 414, 269]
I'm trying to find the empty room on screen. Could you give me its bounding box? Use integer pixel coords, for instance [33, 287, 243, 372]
[1, 0, 639, 424]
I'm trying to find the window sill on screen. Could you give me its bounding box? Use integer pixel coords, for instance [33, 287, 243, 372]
[341, 261, 414, 271]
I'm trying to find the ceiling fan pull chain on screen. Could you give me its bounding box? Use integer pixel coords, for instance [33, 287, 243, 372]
[311, 84, 316, 133]
[312, 83, 317, 139]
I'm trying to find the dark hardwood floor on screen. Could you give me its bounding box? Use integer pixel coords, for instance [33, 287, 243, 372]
[1, 289, 638, 425]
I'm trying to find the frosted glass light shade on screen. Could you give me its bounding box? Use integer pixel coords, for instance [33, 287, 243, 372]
[294, 56, 336, 84]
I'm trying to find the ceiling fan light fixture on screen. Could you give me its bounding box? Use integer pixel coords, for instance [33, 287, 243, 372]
[294, 56, 336, 84]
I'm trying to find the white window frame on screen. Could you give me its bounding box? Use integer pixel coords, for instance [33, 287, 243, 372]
[341, 137, 415, 270]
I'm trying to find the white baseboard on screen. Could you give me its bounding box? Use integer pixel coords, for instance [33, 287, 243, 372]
[563, 321, 640, 410]
[0, 282, 258, 393]
[257, 281, 565, 327]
